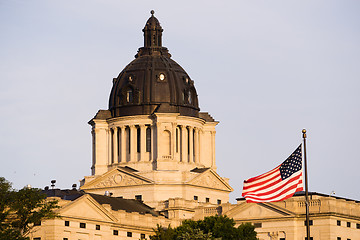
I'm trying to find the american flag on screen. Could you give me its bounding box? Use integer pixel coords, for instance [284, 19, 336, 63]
[242, 145, 303, 203]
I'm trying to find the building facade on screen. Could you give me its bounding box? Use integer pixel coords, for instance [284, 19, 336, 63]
[194, 192, 360, 240]
[28, 11, 360, 240]
[80, 10, 232, 219]
[28, 190, 176, 240]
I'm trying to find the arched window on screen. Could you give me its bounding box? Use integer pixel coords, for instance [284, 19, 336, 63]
[163, 130, 171, 155]
[136, 127, 140, 153]
[126, 89, 133, 103]
[146, 126, 151, 152]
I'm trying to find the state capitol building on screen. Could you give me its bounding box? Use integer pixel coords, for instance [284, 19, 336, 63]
[29, 12, 360, 240]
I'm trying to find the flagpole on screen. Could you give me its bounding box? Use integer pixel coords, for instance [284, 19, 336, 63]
[302, 129, 311, 240]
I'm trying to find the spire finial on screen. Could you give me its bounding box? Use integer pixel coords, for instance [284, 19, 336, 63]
[150, 10, 155, 16]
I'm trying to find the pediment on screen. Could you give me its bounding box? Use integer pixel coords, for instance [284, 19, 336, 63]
[225, 202, 295, 220]
[60, 195, 117, 222]
[187, 169, 233, 192]
[81, 167, 153, 190]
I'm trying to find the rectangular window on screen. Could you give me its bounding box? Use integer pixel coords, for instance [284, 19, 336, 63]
[137, 127, 141, 153]
[357, 223, 360, 229]
[33, 238, 41, 240]
[205, 197, 210, 203]
[127, 127, 130, 154]
[146, 127, 151, 152]
[65, 220, 70, 226]
[337, 237, 341, 240]
[127, 232, 132, 237]
[217, 199, 221, 205]
[111, 129, 114, 163]
[141, 233, 146, 239]
[337, 220, 341, 226]
[113, 230, 118, 235]
[280, 238, 285, 240]
[347, 222, 351, 228]
[96, 224, 100, 230]
[305, 237, 313, 240]
[80, 222, 86, 228]
[176, 128, 179, 153]
[135, 195, 142, 201]
[194, 196, 198, 201]
[63, 238, 68, 240]
[193, 130, 195, 157]
[253, 223, 262, 228]
[304, 220, 313, 226]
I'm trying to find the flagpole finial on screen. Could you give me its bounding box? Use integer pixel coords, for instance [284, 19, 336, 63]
[302, 129, 307, 139]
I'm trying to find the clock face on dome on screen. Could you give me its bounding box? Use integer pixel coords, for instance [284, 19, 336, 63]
[159, 73, 165, 81]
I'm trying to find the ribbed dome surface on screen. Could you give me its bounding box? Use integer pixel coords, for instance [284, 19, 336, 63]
[108, 11, 199, 118]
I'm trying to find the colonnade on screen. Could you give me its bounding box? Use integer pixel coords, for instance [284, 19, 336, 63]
[175, 125, 201, 164]
[107, 124, 152, 164]
[105, 124, 204, 165]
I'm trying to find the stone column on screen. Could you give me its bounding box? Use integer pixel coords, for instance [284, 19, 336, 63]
[140, 124, 146, 161]
[189, 126, 194, 163]
[151, 124, 155, 161]
[199, 129, 204, 165]
[180, 125, 187, 162]
[171, 123, 176, 160]
[194, 128, 199, 163]
[211, 130, 216, 168]
[91, 129, 95, 168]
[107, 129, 112, 165]
[130, 125, 136, 162]
[113, 127, 118, 164]
[120, 126, 126, 162]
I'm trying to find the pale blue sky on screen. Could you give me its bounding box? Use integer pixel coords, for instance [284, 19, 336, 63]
[1, 1, 359, 202]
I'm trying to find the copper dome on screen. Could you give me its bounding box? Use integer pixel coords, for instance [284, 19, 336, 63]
[108, 11, 199, 118]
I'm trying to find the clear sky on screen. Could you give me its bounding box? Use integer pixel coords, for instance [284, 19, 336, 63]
[1, 1, 359, 203]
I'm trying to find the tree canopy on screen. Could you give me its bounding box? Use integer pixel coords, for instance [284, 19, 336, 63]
[0, 177, 59, 240]
[150, 215, 257, 240]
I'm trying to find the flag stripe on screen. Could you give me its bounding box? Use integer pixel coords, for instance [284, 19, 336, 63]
[242, 145, 303, 203]
[242, 172, 282, 193]
[244, 170, 302, 196]
[244, 176, 303, 202]
[243, 165, 280, 183]
[243, 166, 280, 190]
[244, 171, 302, 200]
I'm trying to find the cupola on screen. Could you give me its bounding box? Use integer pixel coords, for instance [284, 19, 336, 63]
[108, 11, 200, 118]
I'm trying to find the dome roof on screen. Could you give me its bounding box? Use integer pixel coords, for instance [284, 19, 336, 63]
[109, 11, 199, 118]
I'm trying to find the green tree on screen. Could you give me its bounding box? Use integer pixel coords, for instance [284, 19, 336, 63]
[150, 215, 257, 240]
[237, 222, 257, 240]
[198, 215, 239, 239]
[150, 225, 176, 240]
[0, 177, 59, 240]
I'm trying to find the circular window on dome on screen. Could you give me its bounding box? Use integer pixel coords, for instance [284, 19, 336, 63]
[128, 74, 135, 82]
[158, 73, 166, 81]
